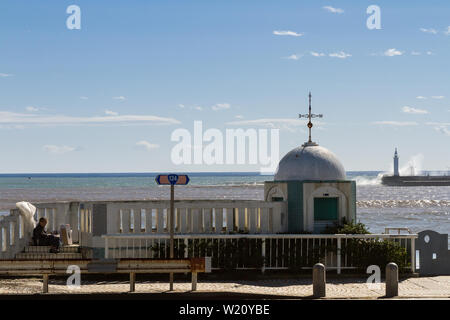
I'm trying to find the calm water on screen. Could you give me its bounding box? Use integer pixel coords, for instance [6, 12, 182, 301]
[0, 172, 449, 237]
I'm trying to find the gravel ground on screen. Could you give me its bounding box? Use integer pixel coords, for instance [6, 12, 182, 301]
[0, 276, 449, 299]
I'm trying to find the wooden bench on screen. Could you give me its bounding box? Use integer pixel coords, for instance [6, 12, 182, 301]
[0, 257, 211, 293]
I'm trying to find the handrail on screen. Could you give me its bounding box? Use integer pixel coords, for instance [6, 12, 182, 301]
[385, 227, 413, 234]
[102, 233, 418, 239]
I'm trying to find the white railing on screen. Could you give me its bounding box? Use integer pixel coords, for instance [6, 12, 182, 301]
[103, 233, 418, 274]
[0, 202, 83, 259]
[385, 227, 412, 234]
[104, 200, 288, 235]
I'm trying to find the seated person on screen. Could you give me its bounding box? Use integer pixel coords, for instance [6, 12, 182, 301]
[33, 217, 60, 253]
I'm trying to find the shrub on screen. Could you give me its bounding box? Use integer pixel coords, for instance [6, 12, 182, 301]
[342, 238, 410, 273]
[322, 218, 370, 234]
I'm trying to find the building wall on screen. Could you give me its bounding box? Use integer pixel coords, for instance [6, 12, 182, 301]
[264, 180, 356, 233]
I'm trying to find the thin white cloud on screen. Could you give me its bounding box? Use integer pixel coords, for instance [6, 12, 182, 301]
[194, 106, 203, 111]
[105, 110, 119, 116]
[416, 96, 427, 99]
[383, 48, 403, 57]
[329, 51, 352, 59]
[113, 96, 126, 101]
[136, 140, 160, 151]
[80, 96, 89, 100]
[227, 118, 323, 132]
[411, 51, 421, 56]
[211, 103, 230, 111]
[426, 51, 434, 55]
[25, 106, 39, 112]
[235, 115, 244, 119]
[0, 73, 13, 77]
[323, 6, 344, 14]
[426, 122, 450, 126]
[0, 111, 180, 126]
[178, 104, 185, 109]
[402, 106, 428, 114]
[372, 121, 418, 126]
[431, 96, 445, 99]
[420, 28, 437, 34]
[427, 122, 450, 136]
[284, 54, 301, 60]
[435, 126, 450, 136]
[273, 30, 303, 37]
[444, 26, 450, 35]
[43, 145, 76, 154]
[310, 51, 325, 57]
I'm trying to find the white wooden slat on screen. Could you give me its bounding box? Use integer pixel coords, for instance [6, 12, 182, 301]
[214, 208, 223, 233]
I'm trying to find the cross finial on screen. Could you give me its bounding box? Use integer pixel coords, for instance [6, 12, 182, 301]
[299, 92, 323, 146]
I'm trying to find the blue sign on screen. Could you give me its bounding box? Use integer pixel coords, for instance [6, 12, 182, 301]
[155, 174, 189, 185]
[167, 174, 179, 185]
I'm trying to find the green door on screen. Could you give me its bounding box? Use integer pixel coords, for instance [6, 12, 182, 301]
[314, 197, 338, 221]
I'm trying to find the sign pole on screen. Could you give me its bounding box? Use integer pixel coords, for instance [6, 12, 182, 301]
[155, 174, 189, 292]
[169, 183, 175, 291]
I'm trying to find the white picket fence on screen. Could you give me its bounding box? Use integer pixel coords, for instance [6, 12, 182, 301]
[103, 233, 418, 274]
[101, 200, 288, 235]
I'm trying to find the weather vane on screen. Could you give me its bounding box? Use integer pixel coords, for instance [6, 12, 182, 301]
[299, 92, 323, 146]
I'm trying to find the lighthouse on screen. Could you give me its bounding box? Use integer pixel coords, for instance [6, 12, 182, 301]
[394, 148, 399, 176]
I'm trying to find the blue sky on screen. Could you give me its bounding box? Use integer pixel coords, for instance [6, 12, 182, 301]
[0, 0, 449, 173]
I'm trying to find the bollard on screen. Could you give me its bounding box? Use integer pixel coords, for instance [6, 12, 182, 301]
[313, 263, 326, 298]
[385, 262, 398, 297]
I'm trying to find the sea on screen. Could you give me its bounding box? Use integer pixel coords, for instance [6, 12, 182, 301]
[0, 172, 449, 239]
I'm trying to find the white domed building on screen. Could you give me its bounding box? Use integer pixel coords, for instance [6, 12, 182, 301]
[264, 94, 356, 233]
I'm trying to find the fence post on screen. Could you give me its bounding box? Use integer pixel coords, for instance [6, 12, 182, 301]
[313, 263, 326, 298]
[337, 237, 341, 274]
[410, 238, 415, 273]
[130, 272, 136, 292]
[191, 272, 198, 291]
[385, 262, 398, 297]
[105, 237, 109, 259]
[43, 274, 49, 293]
[261, 238, 266, 274]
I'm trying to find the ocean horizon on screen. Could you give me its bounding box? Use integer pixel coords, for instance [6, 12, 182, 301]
[0, 171, 449, 240]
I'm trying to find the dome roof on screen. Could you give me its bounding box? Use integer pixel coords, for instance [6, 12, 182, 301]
[274, 144, 346, 181]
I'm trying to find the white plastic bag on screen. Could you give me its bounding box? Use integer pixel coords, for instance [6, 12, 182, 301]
[16, 201, 37, 229]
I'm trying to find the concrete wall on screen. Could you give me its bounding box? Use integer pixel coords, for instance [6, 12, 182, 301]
[264, 180, 356, 233]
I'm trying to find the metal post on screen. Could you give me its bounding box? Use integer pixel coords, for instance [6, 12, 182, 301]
[261, 238, 266, 274]
[385, 262, 398, 297]
[42, 274, 49, 294]
[130, 272, 135, 292]
[105, 237, 109, 259]
[169, 184, 175, 291]
[313, 263, 326, 298]
[337, 237, 341, 274]
[410, 239, 415, 273]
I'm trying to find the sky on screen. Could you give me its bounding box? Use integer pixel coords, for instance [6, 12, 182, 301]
[0, 0, 449, 173]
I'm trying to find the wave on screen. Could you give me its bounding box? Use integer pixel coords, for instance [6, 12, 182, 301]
[353, 173, 384, 186]
[357, 199, 450, 208]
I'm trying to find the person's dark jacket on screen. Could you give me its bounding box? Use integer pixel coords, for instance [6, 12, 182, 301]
[33, 224, 50, 245]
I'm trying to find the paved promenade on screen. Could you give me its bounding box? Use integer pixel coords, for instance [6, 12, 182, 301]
[0, 276, 449, 299]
